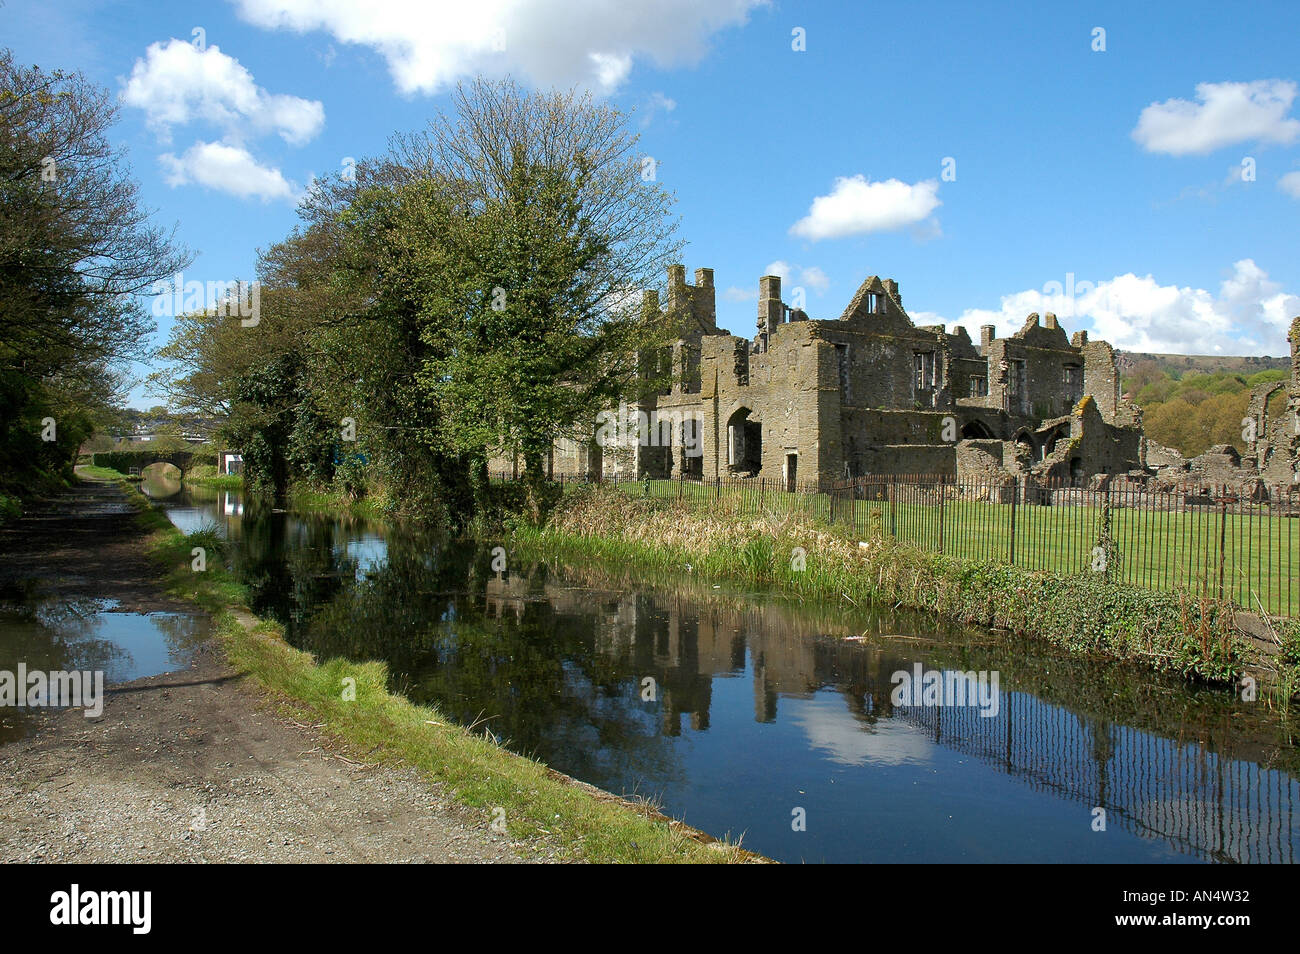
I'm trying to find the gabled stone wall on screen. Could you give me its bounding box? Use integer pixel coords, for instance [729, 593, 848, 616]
[514, 264, 1152, 489]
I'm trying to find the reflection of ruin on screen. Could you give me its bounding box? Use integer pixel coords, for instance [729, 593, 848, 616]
[893, 697, 1296, 863]
[485, 573, 1299, 863]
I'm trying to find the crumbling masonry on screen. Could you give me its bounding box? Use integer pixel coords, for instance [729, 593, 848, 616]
[516, 264, 1178, 489]
[1145, 316, 1300, 493]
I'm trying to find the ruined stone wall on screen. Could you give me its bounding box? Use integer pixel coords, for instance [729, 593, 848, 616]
[516, 263, 1150, 490]
[666, 264, 718, 339]
[955, 439, 1007, 483]
[859, 443, 956, 477]
[1034, 396, 1144, 482]
[1241, 316, 1300, 486]
[698, 321, 842, 485]
[1082, 340, 1122, 423]
[982, 313, 1087, 421]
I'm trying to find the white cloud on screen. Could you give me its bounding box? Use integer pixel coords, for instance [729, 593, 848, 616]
[648, 91, 676, 113]
[1279, 170, 1300, 198]
[935, 260, 1298, 356]
[638, 91, 678, 129]
[800, 265, 830, 292]
[232, 0, 765, 95]
[123, 38, 325, 145]
[789, 175, 941, 241]
[761, 260, 829, 294]
[160, 141, 300, 203]
[1132, 80, 1300, 156]
[722, 285, 756, 302]
[764, 259, 791, 283]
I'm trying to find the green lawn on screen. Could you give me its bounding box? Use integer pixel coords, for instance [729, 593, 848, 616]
[598, 477, 1300, 617]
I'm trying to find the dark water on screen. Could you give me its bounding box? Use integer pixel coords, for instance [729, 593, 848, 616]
[157, 484, 1300, 864]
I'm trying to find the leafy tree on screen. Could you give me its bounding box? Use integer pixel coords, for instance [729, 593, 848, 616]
[388, 78, 682, 518]
[0, 50, 187, 491]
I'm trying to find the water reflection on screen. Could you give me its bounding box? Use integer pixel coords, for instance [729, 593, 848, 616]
[159, 485, 1300, 864]
[139, 464, 183, 500]
[0, 595, 212, 743]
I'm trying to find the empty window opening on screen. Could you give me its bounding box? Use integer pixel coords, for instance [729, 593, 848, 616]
[914, 351, 937, 393]
[1063, 364, 1082, 403]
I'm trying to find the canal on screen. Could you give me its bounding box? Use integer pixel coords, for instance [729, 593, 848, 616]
[153, 479, 1300, 863]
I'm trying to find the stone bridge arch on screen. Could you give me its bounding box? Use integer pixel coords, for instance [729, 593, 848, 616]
[91, 449, 200, 478]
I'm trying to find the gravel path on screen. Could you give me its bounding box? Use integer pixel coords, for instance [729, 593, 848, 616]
[0, 478, 542, 863]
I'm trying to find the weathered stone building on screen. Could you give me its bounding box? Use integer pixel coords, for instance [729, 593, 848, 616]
[522, 264, 1146, 488]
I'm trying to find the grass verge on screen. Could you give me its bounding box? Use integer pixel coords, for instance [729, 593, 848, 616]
[185, 474, 243, 489]
[119, 478, 755, 864]
[76, 464, 130, 481]
[515, 485, 1300, 699]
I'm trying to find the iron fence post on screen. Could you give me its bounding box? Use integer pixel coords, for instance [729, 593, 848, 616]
[1009, 479, 1019, 565]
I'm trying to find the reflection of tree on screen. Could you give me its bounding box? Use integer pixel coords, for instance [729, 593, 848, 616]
[257, 534, 687, 792]
[149, 612, 213, 659]
[1, 598, 125, 677]
[231, 507, 353, 633]
[407, 609, 685, 792]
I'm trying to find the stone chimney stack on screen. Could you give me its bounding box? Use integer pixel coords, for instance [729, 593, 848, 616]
[758, 275, 784, 347]
[980, 324, 996, 350]
[693, 268, 716, 332]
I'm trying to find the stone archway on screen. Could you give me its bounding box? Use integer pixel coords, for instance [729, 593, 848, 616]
[91, 449, 199, 478]
[1246, 380, 1291, 455]
[726, 407, 762, 475]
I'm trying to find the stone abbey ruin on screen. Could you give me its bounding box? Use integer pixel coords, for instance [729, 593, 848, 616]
[497, 264, 1300, 496]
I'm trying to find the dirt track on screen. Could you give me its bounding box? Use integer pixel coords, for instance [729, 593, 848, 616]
[0, 478, 541, 863]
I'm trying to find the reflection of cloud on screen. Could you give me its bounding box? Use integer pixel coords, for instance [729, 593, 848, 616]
[791, 694, 932, 767]
[343, 536, 389, 578]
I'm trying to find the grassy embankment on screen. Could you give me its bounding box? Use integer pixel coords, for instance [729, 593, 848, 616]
[112, 477, 753, 864]
[611, 478, 1300, 617]
[76, 464, 131, 481]
[514, 485, 1300, 701]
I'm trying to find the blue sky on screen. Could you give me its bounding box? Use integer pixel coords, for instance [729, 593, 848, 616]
[4, 0, 1299, 407]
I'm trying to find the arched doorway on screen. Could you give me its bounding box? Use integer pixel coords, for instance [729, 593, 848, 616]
[726, 407, 762, 474]
[1042, 423, 1070, 457]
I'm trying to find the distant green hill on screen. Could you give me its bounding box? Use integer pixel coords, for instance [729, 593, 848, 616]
[1116, 352, 1291, 378]
[1116, 353, 1292, 458]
